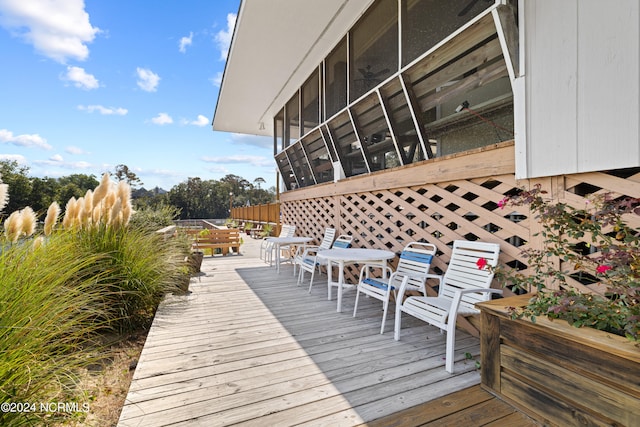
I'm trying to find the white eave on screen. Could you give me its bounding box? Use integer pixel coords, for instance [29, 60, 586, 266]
[212, 0, 373, 137]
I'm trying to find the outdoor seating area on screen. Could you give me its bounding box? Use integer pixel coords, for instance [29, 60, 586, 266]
[118, 236, 537, 426]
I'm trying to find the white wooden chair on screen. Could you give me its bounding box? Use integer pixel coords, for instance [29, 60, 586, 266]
[293, 227, 336, 277]
[353, 242, 437, 334]
[303, 234, 353, 292]
[260, 224, 295, 264]
[394, 240, 502, 373]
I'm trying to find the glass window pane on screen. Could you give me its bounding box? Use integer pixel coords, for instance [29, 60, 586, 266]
[350, 0, 398, 102]
[276, 151, 296, 190]
[288, 142, 315, 188]
[401, 0, 493, 67]
[302, 129, 334, 184]
[380, 77, 427, 163]
[327, 111, 367, 177]
[301, 69, 320, 135]
[409, 32, 514, 156]
[350, 93, 398, 172]
[320, 125, 338, 163]
[275, 108, 285, 152]
[286, 92, 300, 145]
[325, 37, 347, 118]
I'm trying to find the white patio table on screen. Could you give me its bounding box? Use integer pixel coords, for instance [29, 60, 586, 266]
[266, 236, 313, 273]
[316, 248, 395, 312]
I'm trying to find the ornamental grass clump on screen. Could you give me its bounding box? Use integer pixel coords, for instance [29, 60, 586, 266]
[485, 184, 640, 340]
[57, 173, 185, 331]
[0, 172, 188, 425]
[0, 237, 109, 426]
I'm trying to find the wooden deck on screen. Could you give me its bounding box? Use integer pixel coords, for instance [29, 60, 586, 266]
[118, 237, 538, 426]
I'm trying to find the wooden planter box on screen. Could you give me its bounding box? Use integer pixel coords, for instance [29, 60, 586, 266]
[478, 295, 640, 426]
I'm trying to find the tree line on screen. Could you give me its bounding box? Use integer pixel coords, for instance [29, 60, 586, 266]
[0, 160, 276, 220]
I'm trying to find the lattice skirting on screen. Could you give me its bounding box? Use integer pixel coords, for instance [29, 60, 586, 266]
[280, 142, 640, 294]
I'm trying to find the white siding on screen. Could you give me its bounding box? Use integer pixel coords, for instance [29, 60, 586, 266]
[520, 0, 640, 178]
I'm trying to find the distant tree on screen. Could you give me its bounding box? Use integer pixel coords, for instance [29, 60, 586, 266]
[0, 160, 33, 215]
[253, 177, 266, 189]
[30, 177, 59, 214]
[57, 174, 99, 191]
[114, 164, 144, 189]
[168, 178, 224, 219]
[56, 174, 100, 210]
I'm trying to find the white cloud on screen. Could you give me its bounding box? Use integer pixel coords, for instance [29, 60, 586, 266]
[206, 165, 229, 174]
[0, 128, 52, 150]
[136, 67, 160, 92]
[179, 31, 193, 53]
[215, 13, 236, 60]
[211, 71, 223, 87]
[230, 133, 272, 149]
[0, 154, 27, 163]
[0, 0, 100, 63]
[151, 113, 173, 125]
[78, 104, 127, 115]
[63, 66, 99, 90]
[186, 114, 209, 127]
[201, 154, 272, 167]
[65, 146, 88, 155]
[33, 158, 91, 169]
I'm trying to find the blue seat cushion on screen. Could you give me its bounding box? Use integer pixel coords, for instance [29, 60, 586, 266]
[333, 240, 351, 248]
[362, 278, 393, 291]
[400, 251, 433, 264]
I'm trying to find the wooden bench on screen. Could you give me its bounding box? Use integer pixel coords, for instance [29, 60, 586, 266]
[192, 228, 241, 256]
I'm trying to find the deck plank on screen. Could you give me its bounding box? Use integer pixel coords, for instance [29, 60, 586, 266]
[118, 238, 535, 426]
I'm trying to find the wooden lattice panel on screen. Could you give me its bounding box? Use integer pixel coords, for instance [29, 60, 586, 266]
[280, 143, 640, 292]
[284, 176, 529, 283]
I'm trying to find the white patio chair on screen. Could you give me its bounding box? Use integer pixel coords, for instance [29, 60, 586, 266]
[260, 224, 295, 264]
[353, 242, 437, 334]
[394, 240, 502, 373]
[303, 234, 353, 292]
[293, 227, 336, 277]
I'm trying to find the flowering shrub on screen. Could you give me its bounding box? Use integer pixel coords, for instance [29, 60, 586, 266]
[480, 184, 640, 340]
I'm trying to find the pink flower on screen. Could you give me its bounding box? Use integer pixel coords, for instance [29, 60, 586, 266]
[497, 198, 508, 209]
[596, 265, 612, 274]
[476, 258, 487, 270]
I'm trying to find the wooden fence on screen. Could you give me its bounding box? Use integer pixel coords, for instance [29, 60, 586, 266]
[230, 202, 280, 227]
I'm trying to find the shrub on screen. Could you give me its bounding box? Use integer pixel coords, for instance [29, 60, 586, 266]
[129, 203, 181, 231]
[487, 184, 640, 340]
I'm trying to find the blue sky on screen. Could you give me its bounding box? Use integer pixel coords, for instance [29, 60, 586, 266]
[0, 0, 276, 191]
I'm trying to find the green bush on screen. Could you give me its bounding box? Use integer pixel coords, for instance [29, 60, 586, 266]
[129, 204, 180, 231]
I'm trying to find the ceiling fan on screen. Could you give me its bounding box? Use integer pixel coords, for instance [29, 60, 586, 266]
[356, 65, 390, 89]
[457, 0, 492, 17]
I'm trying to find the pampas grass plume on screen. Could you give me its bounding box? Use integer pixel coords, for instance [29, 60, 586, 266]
[20, 206, 37, 238]
[92, 173, 111, 208]
[44, 202, 60, 236]
[0, 183, 8, 213]
[110, 198, 122, 228]
[62, 197, 77, 230]
[4, 210, 23, 243]
[32, 235, 45, 250]
[83, 190, 94, 227]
